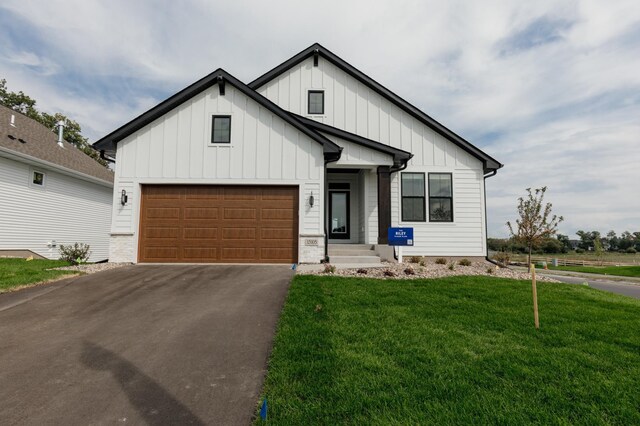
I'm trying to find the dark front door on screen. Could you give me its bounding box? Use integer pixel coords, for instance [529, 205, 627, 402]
[329, 191, 350, 239]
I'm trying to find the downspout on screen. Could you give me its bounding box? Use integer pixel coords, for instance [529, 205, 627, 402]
[388, 155, 412, 260]
[483, 169, 501, 267]
[323, 151, 342, 261]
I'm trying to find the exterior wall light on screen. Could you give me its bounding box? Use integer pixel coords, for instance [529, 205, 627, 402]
[121, 189, 128, 206]
[309, 191, 315, 207]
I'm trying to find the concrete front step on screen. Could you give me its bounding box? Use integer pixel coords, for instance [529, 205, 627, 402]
[328, 249, 376, 256]
[328, 244, 374, 251]
[329, 255, 381, 264]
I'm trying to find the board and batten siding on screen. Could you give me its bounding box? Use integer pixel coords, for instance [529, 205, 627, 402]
[110, 84, 325, 263]
[256, 57, 487, 256]
[0, 155, 112, 262]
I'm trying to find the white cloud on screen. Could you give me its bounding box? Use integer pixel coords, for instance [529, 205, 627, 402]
[1, 0, 639, 236]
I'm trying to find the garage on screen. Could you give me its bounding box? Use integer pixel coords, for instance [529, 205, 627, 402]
[138, 185, 298, 263]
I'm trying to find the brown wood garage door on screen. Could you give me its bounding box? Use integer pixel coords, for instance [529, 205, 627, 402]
[138, 185, 298, 263]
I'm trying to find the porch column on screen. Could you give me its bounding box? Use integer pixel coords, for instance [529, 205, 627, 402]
[377, 166, 391, 244]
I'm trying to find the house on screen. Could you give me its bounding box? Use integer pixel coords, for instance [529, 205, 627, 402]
[0, 105, 114, 262]
[93, 44, 502, 264]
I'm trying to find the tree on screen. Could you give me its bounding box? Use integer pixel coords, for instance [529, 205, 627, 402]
[0, 78, 107, 167]
[606, 230, 618, 252]
[556, 234, 572, 253]
[507, 187, 564, 270]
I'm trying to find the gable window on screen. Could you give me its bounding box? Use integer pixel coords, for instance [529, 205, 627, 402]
[401, 173, 425, 222]
[211, 115, 231, 143]
[308, 90, 324, 115]
[428, 173, 453, 222]
[32, 171, 45, 186]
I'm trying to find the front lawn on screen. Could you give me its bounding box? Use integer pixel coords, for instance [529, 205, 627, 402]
[0, 258, 77, 292]
[542, 265, 640, 278]
[258, 275, 640, 424]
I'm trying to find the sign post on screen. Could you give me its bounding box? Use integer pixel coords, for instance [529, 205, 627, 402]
[388, 227, 414, 263]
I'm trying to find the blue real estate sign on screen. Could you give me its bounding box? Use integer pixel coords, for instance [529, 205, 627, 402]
[388, 227, 414, 246]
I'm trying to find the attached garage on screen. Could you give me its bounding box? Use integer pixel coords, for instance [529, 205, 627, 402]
[138, 185, 298, 263]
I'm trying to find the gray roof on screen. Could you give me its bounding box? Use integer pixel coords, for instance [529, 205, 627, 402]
[0, 105, 114, 184]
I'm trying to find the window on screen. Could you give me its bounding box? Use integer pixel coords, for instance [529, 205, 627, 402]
[401, 173, 425, 222]
[308, 90, 324, 115]
[428, 173, 453, 222]
[211, 116, 231, 143]
[32, 171, 45, 186]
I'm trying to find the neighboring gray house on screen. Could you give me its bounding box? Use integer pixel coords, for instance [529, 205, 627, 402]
[0, 105, 114, 262]
[94, 44, 502, 264]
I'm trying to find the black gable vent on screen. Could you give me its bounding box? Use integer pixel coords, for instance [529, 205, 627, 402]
[18, 138, 26, 143]
[8, 134, 16, 140]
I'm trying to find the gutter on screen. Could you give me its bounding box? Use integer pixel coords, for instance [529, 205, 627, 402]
[483, 169, 501, 267]
[100, 150, 116, 164]
[0, 146, 113, 188]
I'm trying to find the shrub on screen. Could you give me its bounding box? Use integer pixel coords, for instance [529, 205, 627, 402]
[356, 268, 368, 275]
[323, 263, 336, 274]
[448, 263, 455, 271]
[492, 252, 510, 265]
[626, 247, 637, 254]
[419, 260, 426, 267]
[458, 258, 472, 266]
[486, 267, 495, 274]
[575, 248, 585, 254]
[59, 243, 90, 265]
[435, 258, 447, 265]
[404, 267, 415, 276]
[383, 269, 396, 277]
[409, 256, 422, 264]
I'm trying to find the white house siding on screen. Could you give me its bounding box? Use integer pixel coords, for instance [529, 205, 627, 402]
[110, 84, 325, 263]
[0, 155, 112, 262]
[256, 57, 487, 256]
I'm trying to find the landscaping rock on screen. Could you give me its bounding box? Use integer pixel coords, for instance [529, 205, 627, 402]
[53, 262, 130, 274]
[299, 260, 560, 282]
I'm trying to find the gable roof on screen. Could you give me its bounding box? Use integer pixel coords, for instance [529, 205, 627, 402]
[249, 43, 502, 173]
[92, 69, 342, 161]
[0, 105, 114, 184]
[293, 114, 412, 167]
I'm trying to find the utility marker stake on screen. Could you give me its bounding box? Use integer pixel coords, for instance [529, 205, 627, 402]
[531, 263, 540, 329]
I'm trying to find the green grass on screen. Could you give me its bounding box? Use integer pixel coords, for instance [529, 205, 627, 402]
[0, 258, 77, 292]
[538, 265, 640, 278]
[257, 275, 640, 424]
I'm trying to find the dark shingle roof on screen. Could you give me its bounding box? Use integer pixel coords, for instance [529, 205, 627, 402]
[0, 105, 113, 184]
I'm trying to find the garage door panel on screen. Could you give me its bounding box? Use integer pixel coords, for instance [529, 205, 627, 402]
[184, 207, 219, 219]
[183, 247, 218, 259]
[139, 185, 298, 263]
[183, 228, 218, 239]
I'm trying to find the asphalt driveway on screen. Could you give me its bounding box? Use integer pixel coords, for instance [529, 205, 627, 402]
[0, 265, 294, 425]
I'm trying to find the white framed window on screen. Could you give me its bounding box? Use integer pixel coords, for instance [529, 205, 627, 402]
[30, 169, 46, 188]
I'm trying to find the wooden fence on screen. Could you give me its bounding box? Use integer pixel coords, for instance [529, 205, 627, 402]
[510, 256, 636, 267]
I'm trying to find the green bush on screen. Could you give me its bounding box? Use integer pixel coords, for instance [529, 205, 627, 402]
[435, 258, 447, 265]
[575, 248, 585, 254]
[458, 259, 472, 266]
[626, 247, 637, 254]
[409, 256, 422, 264]
[58, 243, 90, 265]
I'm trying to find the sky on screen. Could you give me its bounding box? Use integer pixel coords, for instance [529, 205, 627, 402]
[1, 0, 638, 238]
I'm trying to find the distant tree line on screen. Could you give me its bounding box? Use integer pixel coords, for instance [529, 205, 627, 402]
[0, 78, 107, 167]
[489, 230, 640, 255]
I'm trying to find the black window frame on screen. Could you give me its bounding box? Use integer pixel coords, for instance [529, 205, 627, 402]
[401, 172, 426, 222]
[307, 90, 324, 115]
[428, 172, 454, 223]
[211, 115, 231, 144]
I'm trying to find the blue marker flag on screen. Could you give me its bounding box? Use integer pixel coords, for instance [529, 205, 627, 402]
[260, 398, 267, 420]
[291, 263, 297, 270]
